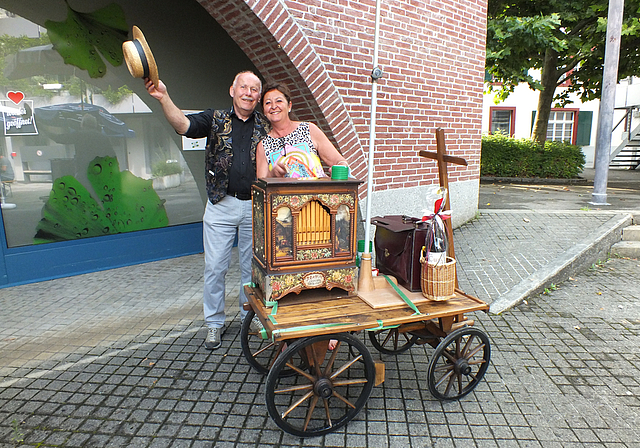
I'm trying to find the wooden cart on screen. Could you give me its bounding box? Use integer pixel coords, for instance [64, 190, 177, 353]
[241, 129, 491, 437]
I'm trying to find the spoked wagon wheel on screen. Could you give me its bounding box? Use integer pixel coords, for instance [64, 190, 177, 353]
[427, 327, 490, 400]
[368, 326, 418, 355]
[265, 332, 375, 437]
[241, 310, 294, 376]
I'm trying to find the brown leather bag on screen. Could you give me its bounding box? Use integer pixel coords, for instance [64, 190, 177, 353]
[372, 215, 427, 292]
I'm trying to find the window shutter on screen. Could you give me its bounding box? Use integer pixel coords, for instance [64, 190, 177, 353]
[531, 111, 536, 134]
[575, 111, 593, 146]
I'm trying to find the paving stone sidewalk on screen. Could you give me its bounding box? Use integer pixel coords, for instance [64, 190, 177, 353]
[1, 211, 639, 447]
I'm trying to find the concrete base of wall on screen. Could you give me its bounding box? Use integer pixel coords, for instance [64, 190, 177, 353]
[358, 178, 479, 240]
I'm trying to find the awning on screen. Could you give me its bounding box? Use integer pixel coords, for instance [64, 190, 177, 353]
[4, 44, 77, 80]
[34, 103, 135, 138]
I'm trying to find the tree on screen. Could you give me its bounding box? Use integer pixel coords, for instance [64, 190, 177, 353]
[486, 0, 640, 143]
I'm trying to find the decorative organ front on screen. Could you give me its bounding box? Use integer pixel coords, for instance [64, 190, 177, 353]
[251, 177, 362, 303]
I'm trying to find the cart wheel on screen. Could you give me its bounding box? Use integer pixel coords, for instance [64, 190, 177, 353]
[368, 327, 418, 355]
[265, 332, 375, 437]
[427, 327, 491, 400]
[241, 310, 293, 376]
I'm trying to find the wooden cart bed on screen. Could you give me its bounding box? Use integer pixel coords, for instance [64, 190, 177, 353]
[245, 284, 489, 342]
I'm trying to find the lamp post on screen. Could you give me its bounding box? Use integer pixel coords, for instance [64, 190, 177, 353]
[358, 0, 383, 292]
[591, 0, 625, 205]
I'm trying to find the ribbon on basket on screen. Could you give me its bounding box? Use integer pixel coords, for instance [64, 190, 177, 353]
[421, 194, 450, 221]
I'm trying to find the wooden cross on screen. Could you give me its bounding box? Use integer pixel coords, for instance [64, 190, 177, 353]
[419, 128, 468, 287]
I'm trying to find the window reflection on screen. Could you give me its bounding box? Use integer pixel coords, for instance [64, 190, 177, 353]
[0, 9, 203, 248]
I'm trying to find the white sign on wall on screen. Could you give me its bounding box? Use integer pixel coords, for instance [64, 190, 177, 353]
[181, 110, 206, 150]
[2, 94, 38, 136]
[182, 135, 206, 151]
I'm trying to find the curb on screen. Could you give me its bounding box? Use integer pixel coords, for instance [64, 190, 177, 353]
[489, 212, 633, 314]
[480, 176, 590, 186]
[480, 175, 640, 188]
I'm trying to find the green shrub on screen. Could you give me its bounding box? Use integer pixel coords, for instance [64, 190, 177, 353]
[481, 133, 585, 178]
[152, 160, 183, 178]
[100, 85, 133, 105]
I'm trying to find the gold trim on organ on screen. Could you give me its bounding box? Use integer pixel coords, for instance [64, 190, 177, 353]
[297, 200, 330, 245]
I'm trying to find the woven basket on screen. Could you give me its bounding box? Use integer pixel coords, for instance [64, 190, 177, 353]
[421, 256, 456, 301]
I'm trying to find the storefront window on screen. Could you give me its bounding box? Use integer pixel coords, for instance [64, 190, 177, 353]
[0, 9, 203, 248]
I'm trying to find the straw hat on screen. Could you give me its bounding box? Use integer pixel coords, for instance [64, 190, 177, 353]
[122, 26, 159, 87]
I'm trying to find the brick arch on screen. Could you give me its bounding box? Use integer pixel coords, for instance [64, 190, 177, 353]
[197, 0, 367, 182]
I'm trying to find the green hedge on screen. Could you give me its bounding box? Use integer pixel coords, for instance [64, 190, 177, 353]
[152, 160, 183, 178]
[481, 133, 585, 178]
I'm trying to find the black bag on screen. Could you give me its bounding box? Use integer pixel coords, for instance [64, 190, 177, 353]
[372, 215, 427, 292]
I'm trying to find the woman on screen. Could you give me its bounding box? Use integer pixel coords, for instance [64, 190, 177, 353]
[257, 83, 349, 179]
[257, 84, 347, 351]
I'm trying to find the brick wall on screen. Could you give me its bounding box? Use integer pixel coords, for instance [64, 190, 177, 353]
[197, 0, 486, 195]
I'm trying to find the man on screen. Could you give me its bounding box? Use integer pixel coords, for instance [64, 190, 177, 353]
[0, 153, 14, 199]
[0, 153, 14, 183]
[144, 71, 268, 349]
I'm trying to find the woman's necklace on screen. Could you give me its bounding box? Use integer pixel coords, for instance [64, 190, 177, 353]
[271, 121, 296, 139]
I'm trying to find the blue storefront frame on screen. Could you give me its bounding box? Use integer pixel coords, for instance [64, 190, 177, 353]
[0, 209, 203, 288]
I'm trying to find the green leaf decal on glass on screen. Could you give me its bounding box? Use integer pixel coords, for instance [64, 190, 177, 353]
[88, 156, 169, 232]
[44, 2, 128, 78]
[34, 157, 168, 244]
[34, 176, 114, 243]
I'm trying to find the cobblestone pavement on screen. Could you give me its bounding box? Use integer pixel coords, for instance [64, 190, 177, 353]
[1, 200, 639, 446]
[455, 211, 626, 302]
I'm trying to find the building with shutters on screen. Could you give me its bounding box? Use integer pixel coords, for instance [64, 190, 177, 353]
[482, 73, 640, 170]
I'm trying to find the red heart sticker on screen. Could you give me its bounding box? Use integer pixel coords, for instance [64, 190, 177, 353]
[7, 91, 24, 105]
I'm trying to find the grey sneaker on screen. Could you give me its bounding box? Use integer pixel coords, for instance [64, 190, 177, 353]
[248, 315, 264, 334]
[205, 326, 224, 350]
